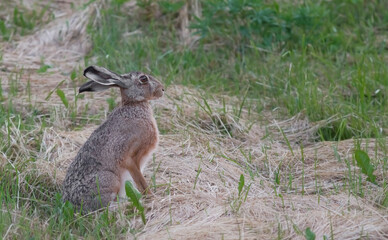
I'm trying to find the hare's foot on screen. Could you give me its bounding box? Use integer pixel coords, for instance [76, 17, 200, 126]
[128, 166, 150, 195]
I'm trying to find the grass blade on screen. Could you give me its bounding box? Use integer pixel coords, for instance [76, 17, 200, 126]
[45, 79, 65, 100]
[277, 124, 294, 156]
[238, 174, 245, 197]
[56, 88, 69, 109]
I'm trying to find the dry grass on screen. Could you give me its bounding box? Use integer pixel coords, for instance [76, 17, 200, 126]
[1, 1, 387, 239]
[3, 82, 388, 239]
[1, 0, 93, 72]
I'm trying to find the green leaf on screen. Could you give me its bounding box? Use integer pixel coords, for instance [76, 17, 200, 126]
[56, 89, 69, 108]
[238, 174, 244, 197]
[37, 64, 52, 73]
[70, 70, 77, 81]
[305, 227, 316, 240]
[274, 170, 280, 185]
[125, 181, 146, 224]
[354, 150, 376, 183]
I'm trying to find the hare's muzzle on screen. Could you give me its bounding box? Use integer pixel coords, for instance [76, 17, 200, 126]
[153, 85, 164, 99]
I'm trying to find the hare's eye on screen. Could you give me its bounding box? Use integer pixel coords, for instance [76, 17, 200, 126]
[139, 75, 149, 84]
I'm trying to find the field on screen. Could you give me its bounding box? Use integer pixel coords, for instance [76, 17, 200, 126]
[0, 0, 387, 239]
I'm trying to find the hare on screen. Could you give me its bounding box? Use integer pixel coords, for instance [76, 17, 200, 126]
[62, 66, 164, 212]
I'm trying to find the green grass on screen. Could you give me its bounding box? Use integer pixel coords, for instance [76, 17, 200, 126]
[0, 104, 141, 239]
[0, 1, 53, 41]
[88, 0, 387, 141]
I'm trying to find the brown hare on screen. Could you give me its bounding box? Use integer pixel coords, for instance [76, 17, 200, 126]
[62, 66, 164, 212]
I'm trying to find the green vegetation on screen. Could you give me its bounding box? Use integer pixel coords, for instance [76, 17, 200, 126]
[89, 0, 387, 141]
[231, 173, 251, 212]
[0, 2, 53, 41]
[354, 149, 377, 184]
[305, 227, 316, 240]
[125, 181, 146, 224]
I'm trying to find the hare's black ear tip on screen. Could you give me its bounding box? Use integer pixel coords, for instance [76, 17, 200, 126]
[83, 66, 96, 76]
[79, 86, 90, 93]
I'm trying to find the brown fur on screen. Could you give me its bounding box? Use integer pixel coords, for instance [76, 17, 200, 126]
[62, 66, 164, 212]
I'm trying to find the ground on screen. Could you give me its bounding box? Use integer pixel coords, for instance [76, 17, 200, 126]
[0, 0, 387, 239]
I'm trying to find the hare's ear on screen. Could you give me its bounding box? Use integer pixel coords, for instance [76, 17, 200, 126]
[80, 66, 126, 93]
[79, 80, 113, 93]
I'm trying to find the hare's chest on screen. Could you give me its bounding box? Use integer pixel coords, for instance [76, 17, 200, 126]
[138, 117, 159, 170]
[122, 117, 158, 170]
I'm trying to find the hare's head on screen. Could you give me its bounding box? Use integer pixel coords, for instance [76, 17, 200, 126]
[79, 66, 164, 103]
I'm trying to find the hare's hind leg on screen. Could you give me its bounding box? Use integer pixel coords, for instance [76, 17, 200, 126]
[83, 171, 120, 212]
[128, 166, 150, 195]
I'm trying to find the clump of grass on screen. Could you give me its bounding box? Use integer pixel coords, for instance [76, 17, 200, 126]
[0, 3, 53, 41]
[0, 104, 139, 238]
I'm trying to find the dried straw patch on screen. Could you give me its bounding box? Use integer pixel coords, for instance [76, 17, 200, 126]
[1, 82, 387, 239]
[1, 66, 387, 239]
[1, 0, 95, 72]
[136, 88, 387, 239]
[23, 85, 386, 239]
[0, 0, 103, 120]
